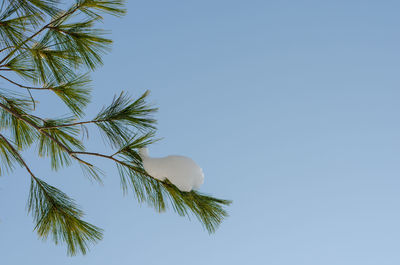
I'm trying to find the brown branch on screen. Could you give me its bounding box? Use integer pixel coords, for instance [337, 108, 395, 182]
[72, 151, 127, 167]
[0, 46, 14, 53]
[73, 151, 114, 160]
[0, 75, 39, 109]
[0, 133, 35, 178]
[0, 74, 49, 90]
[40, 120, 100, 130]
[0, 68, 35, 72]
[72, 151, 154, 179]
[40, 118, 120, 130]
[72, 151, 184, 194]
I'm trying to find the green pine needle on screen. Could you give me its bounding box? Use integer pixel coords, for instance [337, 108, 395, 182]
[95, 90, 158, 146]
[0, 92, 38, 149]
[47, 74, 92, 117]
[28, 177, 103, 256]
[38, 117, 85, 170]
[115, 154, 231, 233]
[0, 135, 24, 175]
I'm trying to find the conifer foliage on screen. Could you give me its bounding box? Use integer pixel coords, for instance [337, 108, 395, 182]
[0, 0, 231, 255]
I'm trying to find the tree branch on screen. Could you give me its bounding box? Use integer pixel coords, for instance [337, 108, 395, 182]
[40, 120, 100, 129]
[0, 74, 48, 90]
[72, 151, 155, 180]
[0, 133, 58, 199]
[70, 151, 189, 194]
[0, 101, 92, 166]
[0, 133, 102, 254]
[0, 67, 34, 72]
[0, 3, 83, 66]
[0, 46, 14, 53]
[0, 134, 55, 209]
[0, 133, 33, 177]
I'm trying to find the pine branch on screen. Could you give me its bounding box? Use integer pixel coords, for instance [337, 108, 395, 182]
[0, 0, 231, 255]
[28, 177, 103, 256]
[0, 94, 103, 182]
[45, 74, 92, 116]
[78, 0, 127, 18]
[0, 73, 91, 116]
[72, 148, 231, 233]
[94, 90, 158, 146]
[0, 133, 103, 255]
[0, 133, 24, 175]
[0, 74, 46, 89]
[40, 120, 97, 129]
[46, 18, 112, 70]
[0, 0, 126, 69]
[1, 88, 230, 233]
[0, 133, 34, 176]
[0, 99, 90, 166]
[38, 117, 86, 171]
[0, 2, 82, 66]
[1, 51, 36, 80]
[0, 93, 39, 149]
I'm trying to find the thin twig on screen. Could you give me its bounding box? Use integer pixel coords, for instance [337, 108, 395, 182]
[0, 133, 35, 178]
[0, 46, 13, 53]
[0, 68, 35, 72]
[72, 151, 154, 179]
[40, 120, 100, 130]
[0, 74, 49, 90]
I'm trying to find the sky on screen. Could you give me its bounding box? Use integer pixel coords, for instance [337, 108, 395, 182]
[1, 0, 400, 264]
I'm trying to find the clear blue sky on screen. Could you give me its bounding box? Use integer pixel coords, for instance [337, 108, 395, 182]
[1, 0, 400, 264]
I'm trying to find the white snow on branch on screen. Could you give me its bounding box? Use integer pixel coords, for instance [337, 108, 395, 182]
[138, 148, 204, 192]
